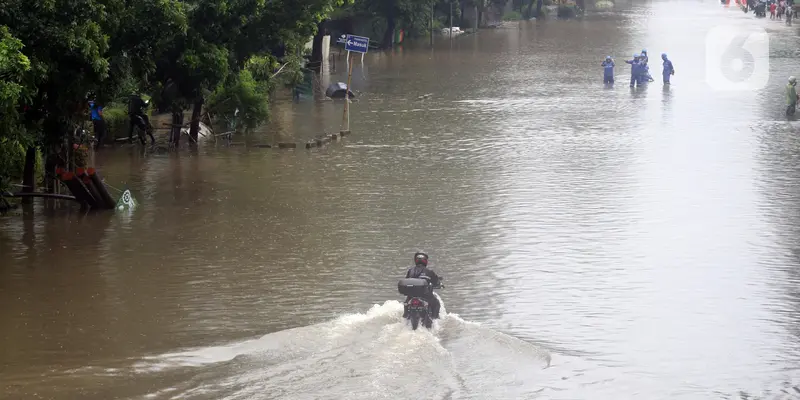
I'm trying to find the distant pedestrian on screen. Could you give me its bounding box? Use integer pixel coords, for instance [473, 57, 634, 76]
[770, 2, 777, 18]
[625, 54, 642, 88]
[786, 76, 798, 116]
[661, 53, 675, 85]
[601, 56, 615, 84]
[88, 96, 106, 150]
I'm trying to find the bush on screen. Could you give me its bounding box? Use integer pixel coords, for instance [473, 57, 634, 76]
[206, 70, 270, 133]
[503, 11, 524, 21]
[0, 139, 43, 193]
[0, 139, 27, 192]
[101, 105, 129, 141]
[595, 0, 614, 8]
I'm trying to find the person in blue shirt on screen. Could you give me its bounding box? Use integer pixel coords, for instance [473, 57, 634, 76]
[601, 56, 615, 84]
[88, 96, 106, 150]
[661, 53, 675, 84]
[625, 54, 642, 87]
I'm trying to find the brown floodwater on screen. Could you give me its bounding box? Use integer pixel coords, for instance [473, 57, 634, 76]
[3, 1, 800, 399]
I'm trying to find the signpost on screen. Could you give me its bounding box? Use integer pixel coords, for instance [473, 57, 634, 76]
[341, 34, 369, 133]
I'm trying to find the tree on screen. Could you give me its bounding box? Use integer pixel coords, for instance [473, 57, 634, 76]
[338, 0, 437, 48]
[0, 26, 32, 193]
[149, 0, 346, 143]
[0, 0, 187, 194]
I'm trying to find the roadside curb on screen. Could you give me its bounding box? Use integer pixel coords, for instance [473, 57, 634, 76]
[254, 130, 352, 150]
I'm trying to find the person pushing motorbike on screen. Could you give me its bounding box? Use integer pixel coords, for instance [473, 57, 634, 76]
[403, 252, 443, 319]
[128, 93, 156, 145]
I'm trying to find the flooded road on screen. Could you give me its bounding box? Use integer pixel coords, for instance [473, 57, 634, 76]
[3, 1, 800, 398]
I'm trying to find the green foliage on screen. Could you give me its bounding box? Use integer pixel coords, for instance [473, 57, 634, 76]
[206, 70, 270, 133]
[594, 0, 613, 9]
[0, 139, 43, 192]
[0, 26, 31, 145]
[503, 10, 523, 20]
[101, 105, 130, 140]
[0, 138, 25, 191]
[0, 0, 348, 188]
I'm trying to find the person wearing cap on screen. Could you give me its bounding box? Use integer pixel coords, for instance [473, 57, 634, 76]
[601, 56, 615, 84]
[661, 53, 675, 84]
[625, 54, 642, 87]
[88, 94, 106, 150]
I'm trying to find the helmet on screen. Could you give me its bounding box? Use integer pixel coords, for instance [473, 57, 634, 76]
[606, 55, 612, 60]
[790, 76, 797, 84]
[661, 53, 667, 58]
[642, 49, 647, 54]
[413, 252, 429, 266]
[633, 53, 639, 58]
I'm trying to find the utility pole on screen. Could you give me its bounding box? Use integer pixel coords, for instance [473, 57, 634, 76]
[430, 1, 434, 46]
[450, 1, 453, 40]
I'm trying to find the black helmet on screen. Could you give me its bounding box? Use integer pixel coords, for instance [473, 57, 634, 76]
[413, 252, 429, 266]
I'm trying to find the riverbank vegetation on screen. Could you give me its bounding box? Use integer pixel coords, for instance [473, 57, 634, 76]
[0, 0, 575, 198]
[0, 0, 343, 195]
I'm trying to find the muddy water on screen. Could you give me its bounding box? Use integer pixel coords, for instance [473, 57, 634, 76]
[3, 1, 800, 399]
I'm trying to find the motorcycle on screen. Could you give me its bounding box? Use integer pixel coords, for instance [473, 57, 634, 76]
[129, 96, 155, 145]
[397, 277, 444, 330]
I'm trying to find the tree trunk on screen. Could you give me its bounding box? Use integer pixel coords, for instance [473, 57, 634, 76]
[189, 97, 203, 143]
[460, 1, 467, 27]
[382, 5, 397, 49]
[536, 0, 543, 17]
[526, 0, 534, 18]
[21, 146, 36, 204]
[310, 20, 326, 71]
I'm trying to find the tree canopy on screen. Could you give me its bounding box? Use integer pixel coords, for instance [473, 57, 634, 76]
[0, 0, 347, 192]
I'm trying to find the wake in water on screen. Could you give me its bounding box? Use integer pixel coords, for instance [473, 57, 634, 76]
[133, 299, 552, 400]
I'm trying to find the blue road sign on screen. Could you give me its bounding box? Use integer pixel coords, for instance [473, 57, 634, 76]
[344, 35, 370, 54]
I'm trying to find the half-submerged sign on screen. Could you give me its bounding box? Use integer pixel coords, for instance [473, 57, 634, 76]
[344, 35, 369, 54]
[115, 189, 137, 211]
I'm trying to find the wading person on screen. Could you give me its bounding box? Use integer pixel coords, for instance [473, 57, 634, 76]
[625, 54, 642, 88]
[786, 76, 798, 117]
[661, 53, 675, 85]
[601, 56, 615, 84]
[88, 95, 106, 150]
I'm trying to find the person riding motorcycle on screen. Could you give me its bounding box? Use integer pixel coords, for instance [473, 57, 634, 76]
[403, 252, 442, 319]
